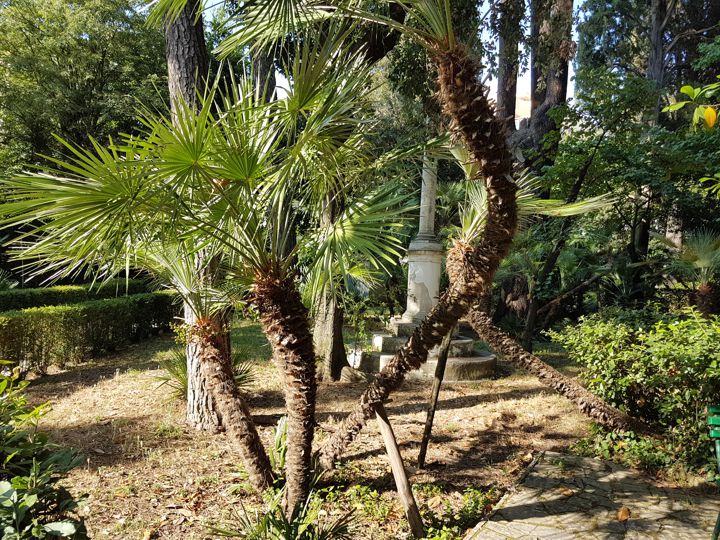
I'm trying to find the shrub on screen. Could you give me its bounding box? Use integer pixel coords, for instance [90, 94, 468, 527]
[549, 307, 720, 469]
[0, 278, 148, 312]
[0, 367, 86, 539]
[0, 291, 178, 373]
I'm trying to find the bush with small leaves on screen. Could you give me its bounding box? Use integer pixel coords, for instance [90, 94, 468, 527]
[549, 307, 720, 470]
[0, 291, 177, 374]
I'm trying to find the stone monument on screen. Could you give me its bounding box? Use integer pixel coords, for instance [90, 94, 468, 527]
[356, 154, 496, 382]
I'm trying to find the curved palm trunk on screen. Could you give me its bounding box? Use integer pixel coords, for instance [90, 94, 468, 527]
[254, 278, 317, 513]
[466, 309, 649, 434]
[318, 47, 518, 470]
[192, 317, 275, 491]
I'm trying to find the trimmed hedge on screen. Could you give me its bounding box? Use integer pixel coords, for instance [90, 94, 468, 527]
[0, 291, 178, 373]
[0, 278, 149, 312]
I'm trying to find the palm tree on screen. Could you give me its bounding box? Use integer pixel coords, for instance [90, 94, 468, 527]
[0, 37, 410, 511]
[661, 229, 720, 316]
[202, 0, 646, 469]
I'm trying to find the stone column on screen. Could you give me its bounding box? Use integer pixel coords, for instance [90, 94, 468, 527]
[391, 153, 444, 336]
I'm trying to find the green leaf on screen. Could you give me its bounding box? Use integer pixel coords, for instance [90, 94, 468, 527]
[662, 101, 690, 112]
[680, 85, 697, 99]
[43, 521, 78, 536]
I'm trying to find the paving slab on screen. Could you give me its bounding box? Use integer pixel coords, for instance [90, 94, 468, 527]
[465, 451, 720, 539]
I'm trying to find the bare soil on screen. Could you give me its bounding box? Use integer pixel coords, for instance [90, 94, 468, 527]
[25, 324, 590, 539]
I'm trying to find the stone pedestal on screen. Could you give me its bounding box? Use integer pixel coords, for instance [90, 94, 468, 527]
[389, 238, 444, 336]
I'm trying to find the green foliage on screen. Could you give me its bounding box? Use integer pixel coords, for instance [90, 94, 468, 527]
[0, 279, 148, 312]
[210, 489, 352, 539]
[341, 485, 392, 521]
[0, 292, 177, 373]
[0, 0, 166, 175]
[155, 347, 255, 402]
[549, 307, 720, 469]
[421, 486, 496, 539]
[0, 368, 86, 539]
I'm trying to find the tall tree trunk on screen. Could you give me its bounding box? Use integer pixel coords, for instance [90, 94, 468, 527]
[526, 0, 574, 167]
[163, 1, 220, 432]
[164, 0, 209, 116]
[496, 0, 524, 131]
[314, 295, 350, 381]
[530, 0, 548, 114]
[467, 309, 649, 434]
[254, 278, 317, 513]
[192, 316, 275, 490]
[318, 46, 519, 470]
[647, 0, 667, 94]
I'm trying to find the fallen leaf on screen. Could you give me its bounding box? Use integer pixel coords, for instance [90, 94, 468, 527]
[617, 506, 631, 522]
[560, 487, 574, 497]
[521, 452, 534, 463]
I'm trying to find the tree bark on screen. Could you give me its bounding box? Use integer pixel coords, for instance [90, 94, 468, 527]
[467, 309, 650, 434]
[314, 295, 350, 381]
[317, 47, 518, 470]
[192, 317, 275, 491]
[162, 1, 221, 432]
[496, 0, 524, 131]
[185, 303, 222, 432]
[164, 0, 209, 116]
[254, 278, 317, 513]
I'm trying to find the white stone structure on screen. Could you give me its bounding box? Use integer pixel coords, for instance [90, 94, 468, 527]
[356, 152, 496, 382]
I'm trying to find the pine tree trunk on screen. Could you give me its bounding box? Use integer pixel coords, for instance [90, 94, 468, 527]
[317, 47, 518, 470]
[192, 316, 275, 491]
[163, 2, 220, 431]
[164, 0, 209, 116]
[496, 0, 523, 131]
[254, 279, 317, 513]
[467, 309, 649, 434]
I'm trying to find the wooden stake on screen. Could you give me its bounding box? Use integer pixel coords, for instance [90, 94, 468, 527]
[417, 326, 454, 469]
[375, 403, 425, 538]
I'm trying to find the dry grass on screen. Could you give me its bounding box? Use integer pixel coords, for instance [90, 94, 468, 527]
[24, 323, 590, 539]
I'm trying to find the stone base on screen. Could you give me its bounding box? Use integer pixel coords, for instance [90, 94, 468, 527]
[378, 353, 497, 382]
[372, 331, 474, 356]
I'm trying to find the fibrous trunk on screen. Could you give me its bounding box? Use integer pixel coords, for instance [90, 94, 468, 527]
[192, 316, 275, 491]
[254, 278, 317, 512]
[185, 303, 222, 432]
[467, 309, 649, 434]
[317, 47, 518, 470]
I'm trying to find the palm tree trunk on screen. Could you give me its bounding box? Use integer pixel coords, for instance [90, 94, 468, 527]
[185, 303, 222, 432]
[192, 316, 275, 491]
[254, 278, 317, 513]
[466, 308, 649, 434]
[317, 47, 518, 470]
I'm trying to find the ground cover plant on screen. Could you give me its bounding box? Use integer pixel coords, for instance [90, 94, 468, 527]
[0, 367, 86, 539]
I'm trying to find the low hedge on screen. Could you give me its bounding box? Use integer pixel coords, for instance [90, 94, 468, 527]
[0, 278, 149, 312]
[0, 291, 178, 373]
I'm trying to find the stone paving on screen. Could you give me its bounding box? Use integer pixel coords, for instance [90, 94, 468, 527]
[466, 451, 720, 539]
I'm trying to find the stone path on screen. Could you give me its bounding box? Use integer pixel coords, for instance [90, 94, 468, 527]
[466, 451, 720, 539]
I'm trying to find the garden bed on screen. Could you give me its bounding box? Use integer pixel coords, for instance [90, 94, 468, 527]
[24, 322, 593, 539]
